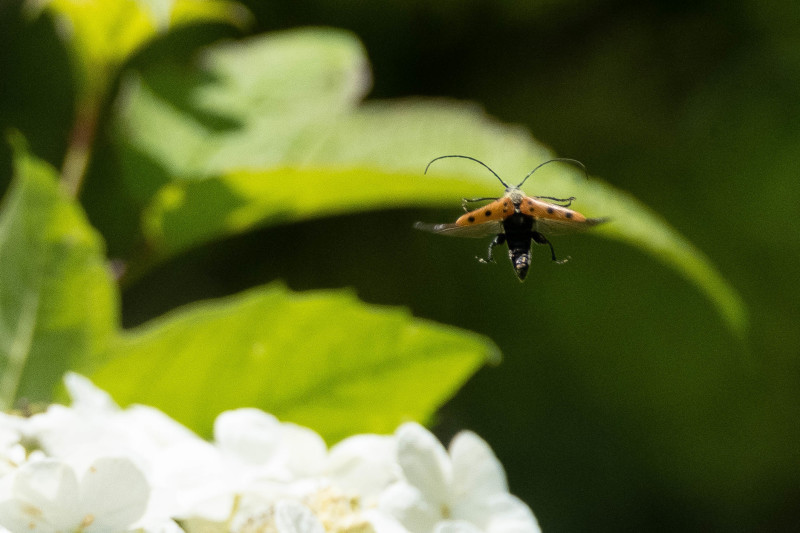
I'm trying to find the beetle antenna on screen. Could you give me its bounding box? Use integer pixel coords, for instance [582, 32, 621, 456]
[425, 155, 510, 188]
[517, 158, 588, 188]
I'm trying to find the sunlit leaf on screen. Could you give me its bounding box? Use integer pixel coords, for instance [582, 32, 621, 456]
[91, 283, 499, 441]
[0, 137, 118, 408]
[31, 0, 251, 98]
[114, 27, 371, 181]
[114, 28, 747, 335]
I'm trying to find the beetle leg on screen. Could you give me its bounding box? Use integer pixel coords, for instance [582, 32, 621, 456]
[534, 195, 575, 207]
[532, 231, 569, 264]
[462, 196, 500, 212]
[477, 234, 506, 264]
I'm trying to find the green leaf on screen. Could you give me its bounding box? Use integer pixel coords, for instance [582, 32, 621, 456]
[91, 283, 499, 442]
[114, 28, 747, 335]
[35, 0, 252, 99]
[142, 166, 470, 253]
[114, 27, 371, 181]
[0, 136, 118, 408]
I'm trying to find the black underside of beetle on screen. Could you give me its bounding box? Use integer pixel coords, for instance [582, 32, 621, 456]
[480, 212, 562, 281]
[503, 213, 535, 281]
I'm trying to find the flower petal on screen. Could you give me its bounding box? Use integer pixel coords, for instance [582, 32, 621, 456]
[214, 408, 282, 464]
[449, 431, 507, 501]
[80, 457, 150, 530]
[214, 409, 327, 480]
[379, 482, 439, 533]
[362, 508, 412, 533]
[326, 434, 399, 502]
[148, 439, 233, 522]
[9, 459, 83, 529]
[434, 519, 483, 533]
[395, 423, 450, 506]
[122, 405, 201, 448]
[277, 423, 327, 478]
[484, 494, 541, 533]
[63, 372, 119, 414]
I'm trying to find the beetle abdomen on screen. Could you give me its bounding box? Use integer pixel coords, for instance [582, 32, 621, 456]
[509, 248, 531, 281]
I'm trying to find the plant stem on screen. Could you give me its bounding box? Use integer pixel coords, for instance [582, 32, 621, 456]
[61, 99, 100, 198]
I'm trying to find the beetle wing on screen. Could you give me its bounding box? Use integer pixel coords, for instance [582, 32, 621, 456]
[520, 197, 587, 220]
[414, 220, 503, 238]
[518, 196, 607, 235]
[455, 197, 515, 226]
[534, 216, 608, 235]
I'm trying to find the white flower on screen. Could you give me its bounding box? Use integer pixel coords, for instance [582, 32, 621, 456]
[379, 423, 540, 533]
[325, 434, 400, 505]
[0, 413, 27, 478]
[16, 374, 205, 530]
[0, 456, 149, 532]
[2, 375, 540, 533]
[225, 500, 326, 533]
[214, 408, 328, 482]
[171, 409, 330, 526]
[25, 373, 199, 473]
[141, 436, 233, 524]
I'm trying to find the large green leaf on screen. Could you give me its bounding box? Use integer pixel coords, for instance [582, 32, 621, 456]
[0, 138, 118, 408]
[91, 283, 499, 441]
[34, 0, 252, 99]
[114, 27, 372, 191]
[114, 28, 747, 336]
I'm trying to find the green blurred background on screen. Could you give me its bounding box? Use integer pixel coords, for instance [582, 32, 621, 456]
[2, 0, 799, 531]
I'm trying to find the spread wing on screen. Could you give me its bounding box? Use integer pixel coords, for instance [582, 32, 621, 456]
[534, 217, 609, 235]
[414, 220, 503, 238]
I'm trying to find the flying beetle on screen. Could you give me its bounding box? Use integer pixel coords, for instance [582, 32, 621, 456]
[414, 155, 607, 281]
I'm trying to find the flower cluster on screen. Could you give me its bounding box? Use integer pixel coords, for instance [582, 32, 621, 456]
[0, 374, 540, 533]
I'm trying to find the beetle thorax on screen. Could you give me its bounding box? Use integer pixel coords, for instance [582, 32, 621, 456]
[505, 187, 525, 206]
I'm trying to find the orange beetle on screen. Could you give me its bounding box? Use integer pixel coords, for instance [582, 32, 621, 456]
[415, 155, 607, 281]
